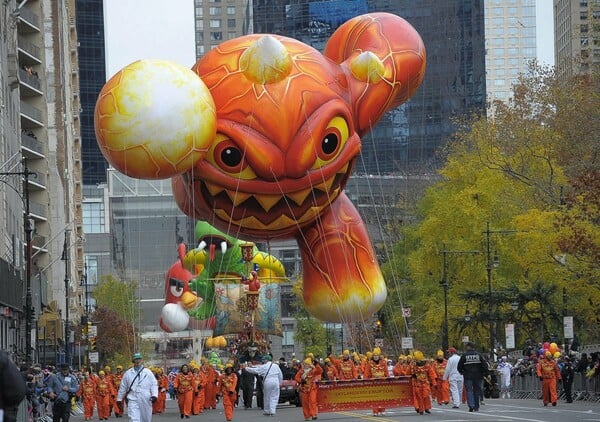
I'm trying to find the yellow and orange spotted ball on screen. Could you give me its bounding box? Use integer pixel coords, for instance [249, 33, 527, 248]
[94, 59, 216, 179]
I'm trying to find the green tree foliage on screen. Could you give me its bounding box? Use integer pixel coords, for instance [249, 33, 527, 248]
[91, 274, 141, 363]
[390, 64, 599, 354]
[92, 306, 136, 365]
[291, 278, 327, 357]
[93, 274, 140, 322]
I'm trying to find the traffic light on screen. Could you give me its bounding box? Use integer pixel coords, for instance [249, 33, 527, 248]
[89, 336, 97, 352]
[375, 319, 382, 337]
[87, 321, 92, 335]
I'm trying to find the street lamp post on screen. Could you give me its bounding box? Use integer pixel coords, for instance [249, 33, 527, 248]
[440, 244, 479, 352]
[82, 263, 90, 368]
[483, 222, 516, 361]
[1, 159, 34, 365]
[61, 230, 71, 366]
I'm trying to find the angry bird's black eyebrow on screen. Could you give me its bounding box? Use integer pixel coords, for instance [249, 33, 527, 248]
[169, 278, 184, 289]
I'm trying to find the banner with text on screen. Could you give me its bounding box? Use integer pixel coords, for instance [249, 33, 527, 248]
[317, 377, 413, 412]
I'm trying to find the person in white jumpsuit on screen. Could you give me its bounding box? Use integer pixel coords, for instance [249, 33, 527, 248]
[497, 356, 513, 398]
[246, 355, 283, 416]
[117, 353, 158, 422]
[443, 347, 464, 409]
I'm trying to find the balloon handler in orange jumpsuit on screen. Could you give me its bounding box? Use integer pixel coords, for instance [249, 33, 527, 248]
[111, 365, 125, 417]
[191, 365, 207, 415]
[411, 351, 437, 415]
[295, 357, 323, 421]
[329, 350, 358, 380]
[95, 370, 116, 420]
[220, 364, 238, 422]
[156, 367, 169, 413]
[363, 347, 389, 416]
[537, 350, 562, 406]
[77, 371, 97, 421]
[174, 364, 195, 418]
[433, 350, 450, 405]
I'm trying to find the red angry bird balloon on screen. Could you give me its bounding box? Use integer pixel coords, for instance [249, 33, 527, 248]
[160, 244, 202, 332]
[95, 13, 426, 322]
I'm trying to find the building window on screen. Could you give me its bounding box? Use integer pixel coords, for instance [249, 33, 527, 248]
[85, 255, 99, 286]
[209, 7, 221, 15]
[280, 285, 297, 318]
[83, 201, 105, 233]
[210, 19, 221, 28]
[228, 18, 236, 28]
[280, 249, 301, 278]
[196, 19, 204, 30]
[227, 6, 235, 14]
[196, 32, 204, 43]
[195, 7, 203, 17]
[210, 31, 222, 41]
[522, 6, 535, 16]
[228, 32, 237, 40]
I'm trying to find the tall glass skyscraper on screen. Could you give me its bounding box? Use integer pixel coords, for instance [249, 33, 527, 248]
[76, 0, 108, 185]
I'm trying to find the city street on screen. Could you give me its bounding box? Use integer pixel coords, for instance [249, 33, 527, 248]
[71, 398, 600, 422]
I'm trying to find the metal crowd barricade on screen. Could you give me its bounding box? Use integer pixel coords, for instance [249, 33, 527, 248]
[511, 373, 541, 399]
[572, 372, 600, 402]
[509, 371, 600, 402]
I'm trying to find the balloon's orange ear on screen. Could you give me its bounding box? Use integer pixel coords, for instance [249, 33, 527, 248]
[324, 13, 426, 136]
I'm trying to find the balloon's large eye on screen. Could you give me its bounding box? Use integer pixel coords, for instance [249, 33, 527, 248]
[311, 117, 349, 170]
[321, 133, 339, 156]
[206, 134, 257, 180]
[220, 146, 243, 168]
[169, 278, 184, 298]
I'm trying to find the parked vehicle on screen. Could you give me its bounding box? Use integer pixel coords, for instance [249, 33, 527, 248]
[278, 379, 301, 406]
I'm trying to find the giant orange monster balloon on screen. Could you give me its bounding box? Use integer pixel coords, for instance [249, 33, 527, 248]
[95, 13, 426, 322]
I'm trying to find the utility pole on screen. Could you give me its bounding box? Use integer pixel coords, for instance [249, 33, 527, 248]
[440, 244, 479, 352]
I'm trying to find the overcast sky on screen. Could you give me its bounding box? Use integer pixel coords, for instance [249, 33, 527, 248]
[103, 0, 195, 79]
[103, 0, 554, 79]
[536, 0, 555, 66]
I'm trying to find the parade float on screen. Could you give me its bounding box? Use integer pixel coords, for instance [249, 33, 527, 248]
[159, 221, 285, 360]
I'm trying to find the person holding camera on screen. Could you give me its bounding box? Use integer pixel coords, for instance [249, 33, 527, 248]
[116, 353, 158, 422]
[46, 363, 79, 422]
